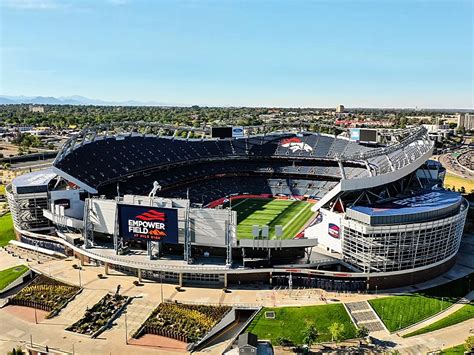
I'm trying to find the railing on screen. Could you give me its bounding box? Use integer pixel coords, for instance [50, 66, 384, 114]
[84, 248, 229, 272]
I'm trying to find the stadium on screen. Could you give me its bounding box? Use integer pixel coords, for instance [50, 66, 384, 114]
[6, 124, 468, 291]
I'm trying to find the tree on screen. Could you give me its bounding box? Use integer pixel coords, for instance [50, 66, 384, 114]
[328, 322, 345, 344]
[356, 326, 369, 338]
[276, 336, 292, 347]
[302, 323, 319, 347]
[465, 335, 474, 352]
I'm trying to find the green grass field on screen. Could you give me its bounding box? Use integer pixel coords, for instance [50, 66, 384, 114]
[404, 303, 474, 337]
[246, 304, 357, 344]
[369, 273, 474, 332]
[369, 295, 453, 332]
[0, 213, 15, 247]
[442, 344, 468, 354]
[0, 265, 28, 290]
[231, 198, 315, 239]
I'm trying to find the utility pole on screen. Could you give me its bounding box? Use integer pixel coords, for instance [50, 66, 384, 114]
[160, 272, 164, 303]
[125, 312, 128, 345]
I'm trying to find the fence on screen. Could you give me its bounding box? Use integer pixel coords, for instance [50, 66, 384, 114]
[143, 325, 189, 343]
[9, 298, 52, 312]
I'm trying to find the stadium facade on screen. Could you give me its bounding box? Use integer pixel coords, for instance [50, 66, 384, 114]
[6, 125, 468, 290]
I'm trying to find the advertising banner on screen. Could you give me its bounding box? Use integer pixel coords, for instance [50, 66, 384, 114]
[232, 126, 244, 138]
[118, 204, 178, 243]
[328, 223, 340, 239]
[350, 129, 360, 141]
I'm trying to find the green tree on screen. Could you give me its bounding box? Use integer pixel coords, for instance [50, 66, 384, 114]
[356, 326, 369, 338]
[329, 322, 345, 344]
[465, 335, 474, 352]
[302, 323, 319, 347]
[276, 336, 292, 347]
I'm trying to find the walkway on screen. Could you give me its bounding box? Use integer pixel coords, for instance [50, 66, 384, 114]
[398, 290, 474, 337]
[345, 301, 386, 333]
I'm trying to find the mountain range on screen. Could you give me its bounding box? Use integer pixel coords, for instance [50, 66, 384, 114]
[0, 95, 179, 106]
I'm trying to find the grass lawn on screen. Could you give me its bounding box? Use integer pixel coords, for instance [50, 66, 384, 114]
[369, 273, 474, 332]
[0, 265, 29, 290]
[232, 198, 314, 239]
[404, 303, 474, 337]
[246, 304, 357, 344]
[444, 172, 474, 193]
[442, 344, 468, 354]
[0, 212, 15, 246]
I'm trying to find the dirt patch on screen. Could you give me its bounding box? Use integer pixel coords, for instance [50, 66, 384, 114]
[128, 333, 188, 351]
[3, 305, 48, 323]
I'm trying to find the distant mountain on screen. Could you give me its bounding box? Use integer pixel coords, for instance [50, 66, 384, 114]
[0, 95, 179, 106]
[0, 97, 17, 104]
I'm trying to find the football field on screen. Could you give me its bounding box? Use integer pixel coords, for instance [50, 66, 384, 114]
[231, 198, 315, 240]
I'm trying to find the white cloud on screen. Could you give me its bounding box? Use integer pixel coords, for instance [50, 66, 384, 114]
[3, 0, 62, 9]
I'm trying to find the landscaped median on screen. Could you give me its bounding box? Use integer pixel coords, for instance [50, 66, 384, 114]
[67, 292, 130, 338]
[245, 304, 357, 345]
[133, 303, 232, 344]
[403, 302, 474, 338]
[0, 265, 29, 292]
[9, 274, 81, 318]
[369, 273, 473, 332]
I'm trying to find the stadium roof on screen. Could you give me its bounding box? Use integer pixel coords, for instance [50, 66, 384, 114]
[349, 190, 462, 217]
[12, 168, 56, 188]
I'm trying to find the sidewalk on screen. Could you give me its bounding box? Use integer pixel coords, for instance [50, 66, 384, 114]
[399, 290, 474, 337]
[389, 318, 474, 354]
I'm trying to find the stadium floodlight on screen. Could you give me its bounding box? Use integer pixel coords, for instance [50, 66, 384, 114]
[252, 225, 260, 239]
[275, 225, 283, 239]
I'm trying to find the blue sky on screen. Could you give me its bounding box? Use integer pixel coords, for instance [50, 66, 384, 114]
[1, 0, 472, 108]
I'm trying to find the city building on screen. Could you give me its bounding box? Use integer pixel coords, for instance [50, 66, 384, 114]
[28, 105, 45, 113]
[457, 113, 474, 131]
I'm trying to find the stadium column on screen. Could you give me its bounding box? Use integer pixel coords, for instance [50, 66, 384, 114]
[137, 268, 142, 282]
[224, 273, 228, 288]
[179, 273, 183, 287]
[104, 262, 109, 275]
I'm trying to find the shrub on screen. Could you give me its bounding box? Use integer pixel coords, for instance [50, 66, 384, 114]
[138, 303, 231, 343]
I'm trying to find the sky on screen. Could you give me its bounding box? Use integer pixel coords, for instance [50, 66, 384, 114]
[0, 0, 473, 108]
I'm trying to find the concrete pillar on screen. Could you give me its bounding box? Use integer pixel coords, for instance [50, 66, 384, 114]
[269, 271, 273, 286]
[224, 273, 228, 288]
[179, 273, 183, 287]
[79, 254, 85, 266]
[138, 268, 142, 282]
[104, 262, 109, 275]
